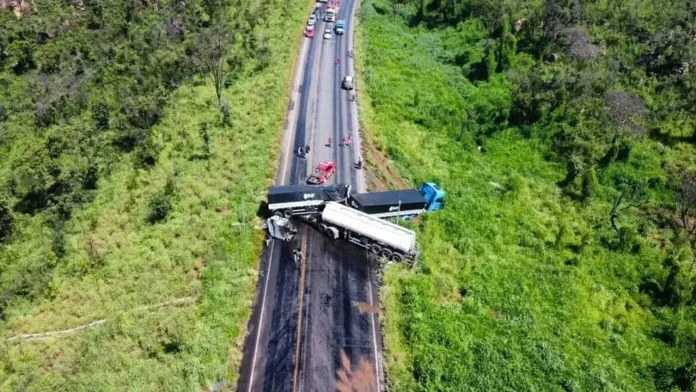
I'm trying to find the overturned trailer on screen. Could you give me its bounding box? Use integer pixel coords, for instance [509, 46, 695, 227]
[313, 202, 419, 263]
[265, 215, 297, 242]
[267, 183, 350, 217]
[348, 189, 427, 219]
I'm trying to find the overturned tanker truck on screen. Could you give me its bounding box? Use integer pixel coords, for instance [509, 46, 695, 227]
[303, 202, 419, 263]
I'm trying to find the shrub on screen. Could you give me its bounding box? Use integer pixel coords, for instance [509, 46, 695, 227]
[136, 136, 161, 168]
[147, 177, 176, 224]
[91, 102, 110, 130]
[0, 199, 12, 242]
[581, 166, 598, 203]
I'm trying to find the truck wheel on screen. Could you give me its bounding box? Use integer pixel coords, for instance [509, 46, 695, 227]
[283, 209, 293, 218]
[370, 244, 381, 255]
[273, 210, 283, 217]
[381, 249, 392, 259]
[318, 224, 327, 233]
[326, 227, 339, 239]
[391, 253, 403, 263]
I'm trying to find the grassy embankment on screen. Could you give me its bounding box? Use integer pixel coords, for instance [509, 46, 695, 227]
[0, 1, 311, 390]
[357, 0, 696, 390]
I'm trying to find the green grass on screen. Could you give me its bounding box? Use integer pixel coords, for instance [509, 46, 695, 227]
[357, 1, 696, 391]
[0, 1, 311, 390]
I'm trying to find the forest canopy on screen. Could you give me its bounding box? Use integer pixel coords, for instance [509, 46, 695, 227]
[0, 0, 307, 389]
[358, 0, 696, 390]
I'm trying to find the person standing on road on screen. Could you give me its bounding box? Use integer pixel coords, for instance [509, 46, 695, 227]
[336, 56, 340, 65]
[357, 156, 363, 169]
[328, 137, 333, 147]
[293, 248, 303, 264]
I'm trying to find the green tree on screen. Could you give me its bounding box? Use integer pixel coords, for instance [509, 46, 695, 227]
[581, 166, 598, 204]
[0, 198, 12, 242]
[500, 15, 517, 71]
[677, 171, 696, 269]
[85, 0, 104, 29]
[91, 102, 110, 130]
[194, 26, 231, 108]
[0, 103, 7, 137]
[147, 177, 176, 224]
[200, 122, 211, 157]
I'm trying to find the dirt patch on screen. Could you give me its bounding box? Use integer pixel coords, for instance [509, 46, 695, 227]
[1, 0, 33, 18]
[646, 232, 671, 249]
[364, 140, 409, 192]
[194, 257, 208, 279]
[435, 289, 463, 305]
[335, 351, 377, 392]
[355, 302, 379, 314]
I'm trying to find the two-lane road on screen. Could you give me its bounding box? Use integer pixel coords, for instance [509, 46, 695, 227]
[237, 0, 383, 391]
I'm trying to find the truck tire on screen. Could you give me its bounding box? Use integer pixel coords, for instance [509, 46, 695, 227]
[326, 226, 339, 239]
[381, 249, 392, 259]
[391, 253, 403, 263]
[370, 244, 382, 255]
[283, 209, 293, 218]
[273, 210, 283, 217]
[318, 223, 327, 233]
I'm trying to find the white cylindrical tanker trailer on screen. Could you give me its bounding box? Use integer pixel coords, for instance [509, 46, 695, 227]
[318, 202, 419, 263]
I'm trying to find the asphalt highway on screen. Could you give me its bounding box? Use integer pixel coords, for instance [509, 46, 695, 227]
[237, 0, 384, 391]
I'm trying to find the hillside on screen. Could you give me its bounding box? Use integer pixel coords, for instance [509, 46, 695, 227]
[356, 0, 696, 390]
[0, 0, 308, 390]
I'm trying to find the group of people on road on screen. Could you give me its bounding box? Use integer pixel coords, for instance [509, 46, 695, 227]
[297, 46, 363, 170]
[326, 135, 353, 147]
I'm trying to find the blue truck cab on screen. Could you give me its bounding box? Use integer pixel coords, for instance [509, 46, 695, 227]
[419, 182, 445, 212]
[335, 20, 345, 35]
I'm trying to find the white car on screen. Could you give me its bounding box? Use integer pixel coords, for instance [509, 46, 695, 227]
[342, 76, 354, 90]
[323, 28, 332, 39]
[308, 15, 317, 26]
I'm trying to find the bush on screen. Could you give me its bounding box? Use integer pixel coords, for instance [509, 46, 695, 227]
[0, 199, 12, 242]
[147, 177, 176, 224]
[91, 102, 110, 130]
[136, 136, 161, 168]
[581, 166, 598, 203]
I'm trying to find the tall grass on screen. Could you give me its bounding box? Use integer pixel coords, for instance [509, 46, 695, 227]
[0, 0, 312, 390]
[357, 0, 696, 391]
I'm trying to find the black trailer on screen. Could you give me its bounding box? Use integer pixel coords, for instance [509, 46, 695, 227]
[267, 184, 350, 217]
[347, 189, 426, 218]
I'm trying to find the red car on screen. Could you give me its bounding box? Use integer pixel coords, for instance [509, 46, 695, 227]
[307, 161, 336, 184]
[305, 27, 315, 38]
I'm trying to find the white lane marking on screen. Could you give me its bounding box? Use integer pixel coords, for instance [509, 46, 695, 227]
[280, 37, 311, 186]
[248, 30, 311, 392]
[247, 243, 276, 392]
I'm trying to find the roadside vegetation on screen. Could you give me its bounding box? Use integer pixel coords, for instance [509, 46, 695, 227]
[0, 0, 309, 389]
[357, 0, 696, 390]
